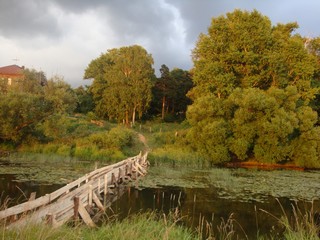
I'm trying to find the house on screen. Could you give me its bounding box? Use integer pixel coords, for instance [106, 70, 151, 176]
[0, 65, 24, 85]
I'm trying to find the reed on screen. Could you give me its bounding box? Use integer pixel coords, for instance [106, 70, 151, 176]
[0, 212, 197, 240]
[259, 199, 320, 240]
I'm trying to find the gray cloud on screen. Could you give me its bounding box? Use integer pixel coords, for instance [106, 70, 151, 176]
[0, 0, 61, 38]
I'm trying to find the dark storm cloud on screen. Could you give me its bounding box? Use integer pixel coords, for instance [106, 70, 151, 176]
[0, 0, 60, 38]
[51, 0, 176, 42]
[30, 0, 184, 70]
[169, 0, 320, 44]
[100, 1, 185, 71]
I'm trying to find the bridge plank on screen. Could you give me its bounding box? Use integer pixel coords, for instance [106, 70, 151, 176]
[78, 201, 96, 227]
[92, 192, 104, 211]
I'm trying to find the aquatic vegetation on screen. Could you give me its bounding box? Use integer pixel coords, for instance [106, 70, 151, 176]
[0, 153, 94, 184]
[139, 165, 320, 203]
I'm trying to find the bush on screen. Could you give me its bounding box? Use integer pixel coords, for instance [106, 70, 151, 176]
[42, 143, 60, 154]
[56, 145, 72, 157]
[73, 146, 99, 160]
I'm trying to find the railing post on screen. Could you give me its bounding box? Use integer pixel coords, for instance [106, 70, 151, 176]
[74, 196, 80, 221]
[125, 164, 128, 175]
[104, 174, 108, 195]
[118, 168, 122, 183]
[89, 185, 93, 206]
[111, 173, 117, 187]
[45, 213, 54, 226]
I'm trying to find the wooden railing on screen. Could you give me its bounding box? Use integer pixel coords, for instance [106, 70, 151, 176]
[0, 152, 149, 228]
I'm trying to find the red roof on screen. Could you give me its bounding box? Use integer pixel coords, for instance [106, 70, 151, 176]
[0, 65, 24, 76]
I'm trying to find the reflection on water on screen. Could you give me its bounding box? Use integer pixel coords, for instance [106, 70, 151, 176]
[106, 186, 320, 239]
[1, 168, 319, 238]
[0, 174, 62, 207]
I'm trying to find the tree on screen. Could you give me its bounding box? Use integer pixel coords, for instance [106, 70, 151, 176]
[10, 68, 47, 94]
[74, 85, 94, 114]
[0, 92, 53, 143]
[84, 45, 155, 125]
[153, 64, 175, 120]
[152, 65, 193, 121]
[0, 71, 76, 144]
[44, 75, 77, 114]
[170, 68, 193, 117]
[187, 10, 320, 167]
[190, 10, 318, 100]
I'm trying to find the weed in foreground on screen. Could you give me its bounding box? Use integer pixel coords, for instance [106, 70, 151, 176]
[259, 199, 320, 240]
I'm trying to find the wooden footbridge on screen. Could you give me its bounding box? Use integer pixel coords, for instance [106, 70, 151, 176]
[0, 152, 149, 228]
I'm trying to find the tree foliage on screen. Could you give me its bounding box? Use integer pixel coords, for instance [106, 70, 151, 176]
[0, 70, 77, 144]
[74, 85, 94, 114]
[152, 65, 193, 121]
[0, 92, 53, 142]
[44, 75, 77, 114]
[187, 10, 320, 167]
[84, 45, 155, 125]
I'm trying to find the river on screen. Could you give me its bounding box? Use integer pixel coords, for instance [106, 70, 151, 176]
[0, 157, 319, 239]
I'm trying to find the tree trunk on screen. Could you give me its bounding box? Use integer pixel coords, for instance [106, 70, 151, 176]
[161, 96, 166, 120]
[125, 110, 129, 125]
[132, 106, 136, 126]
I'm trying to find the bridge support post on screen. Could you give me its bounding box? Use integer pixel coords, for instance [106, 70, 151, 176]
[111, 173, 117, 187]
[98, 178, 101, 193]
[89, 185, 93, 206]
[78, 201, 96, 227]
[45, 213, 56, 226]
[74, 196, 80, 221]
[118, 168, 122, 183]
[104, 174, 108, 195]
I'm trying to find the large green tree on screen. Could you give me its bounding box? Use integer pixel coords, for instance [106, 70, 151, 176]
[152, 65, 193, 120]
[84, 45, 155, 125]
[187, 10, 320, 167]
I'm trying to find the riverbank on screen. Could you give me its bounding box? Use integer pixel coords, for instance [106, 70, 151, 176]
[1, 207, 319, 240]
[1, 117, 318, 170]
[224, 161, 306, 171]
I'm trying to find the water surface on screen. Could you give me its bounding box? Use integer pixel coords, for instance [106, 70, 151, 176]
[1, 158, 319, 238]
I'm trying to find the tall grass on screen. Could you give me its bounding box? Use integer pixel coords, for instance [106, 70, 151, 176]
[259, 199, 320, 240]
[1, 212, 197, 240]
[136, 120, 210, 167]
[1, 203, 319, 240]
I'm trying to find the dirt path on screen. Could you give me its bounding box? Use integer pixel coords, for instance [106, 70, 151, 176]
[138, 133, 150, 153]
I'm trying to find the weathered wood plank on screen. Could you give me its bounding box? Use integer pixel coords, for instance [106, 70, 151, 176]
[104, 174, 108, 195]
[28, 192, 36, 201]
[88, 185, 93, 206]
[78, 201, 96, 227]
[92, 192, 104, 211]
[74, 196, 79, 221]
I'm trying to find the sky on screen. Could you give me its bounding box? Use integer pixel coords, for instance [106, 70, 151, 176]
[1, 0, 320, 87]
